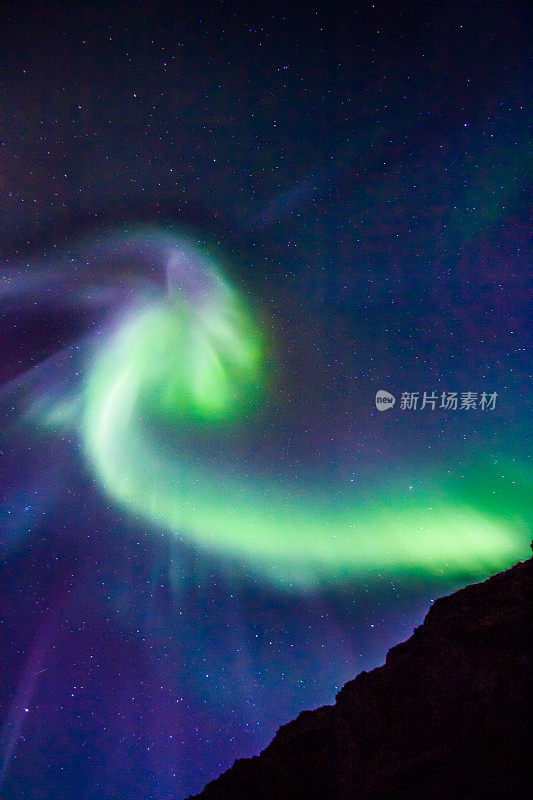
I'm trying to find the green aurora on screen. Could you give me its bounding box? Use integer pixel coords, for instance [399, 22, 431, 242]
[80, 256, 530, 588]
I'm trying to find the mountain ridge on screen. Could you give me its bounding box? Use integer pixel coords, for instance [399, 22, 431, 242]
[187, 555, 532, 799]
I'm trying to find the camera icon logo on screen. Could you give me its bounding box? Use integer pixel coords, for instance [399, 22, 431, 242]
[375, 390, 396, 411]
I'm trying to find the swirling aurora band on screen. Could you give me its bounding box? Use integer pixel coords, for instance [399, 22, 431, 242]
[66, 230, 529, 588]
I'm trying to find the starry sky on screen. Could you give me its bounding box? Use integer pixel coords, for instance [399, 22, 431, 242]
[0, 2, 531, 798]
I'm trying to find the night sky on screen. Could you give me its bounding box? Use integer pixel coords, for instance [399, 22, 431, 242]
[0, 2, 531, 798]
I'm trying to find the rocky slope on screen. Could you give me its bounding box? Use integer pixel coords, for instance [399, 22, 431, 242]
[188, 555, 532, 799]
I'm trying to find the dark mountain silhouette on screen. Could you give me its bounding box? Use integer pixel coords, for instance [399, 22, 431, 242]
[188, 554, 532, 799]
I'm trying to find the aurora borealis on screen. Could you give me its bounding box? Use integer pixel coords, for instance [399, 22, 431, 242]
[1, 2, 531, 799]
[76, 232, 525, 586]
